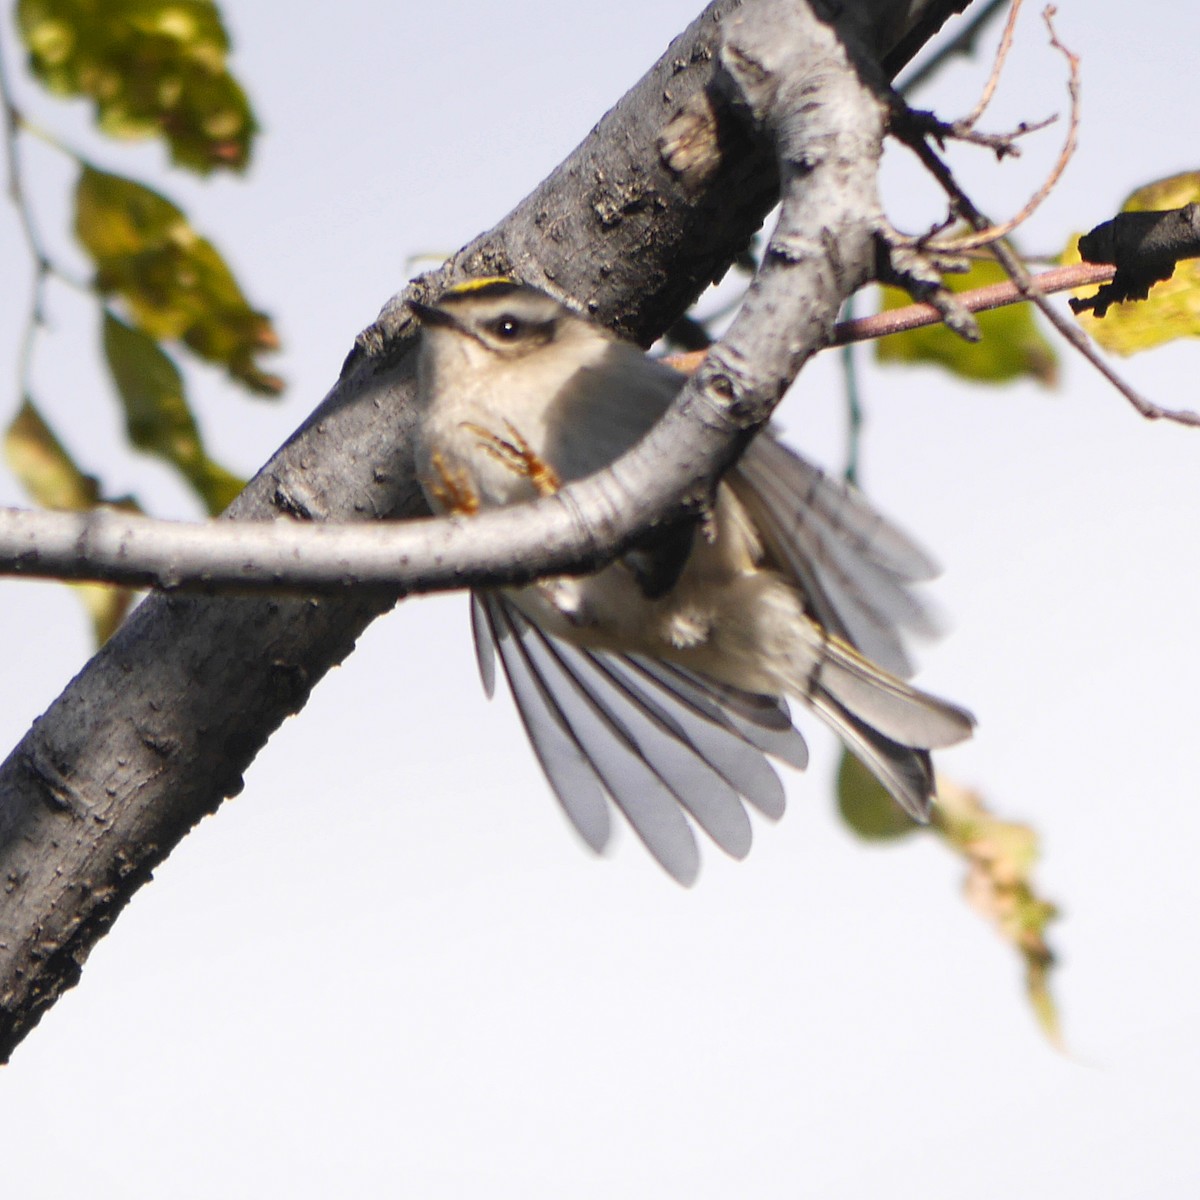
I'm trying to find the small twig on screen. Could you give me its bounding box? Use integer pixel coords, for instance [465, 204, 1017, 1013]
[0, 44, 53, 405]
[835, 261, 1114, 344]
[0, 57, 43, 265]
[960, 0, 1024, 130]
[0, 31, 107, 417]
[904, 121, 1200, 426]
[0, 15, 127, 367]
[898, 0, 1013, 97]
[891, 9, 1200, 427]
[909, 108, 1056, 161]
[839, 301, 865, 486]
[990, 238, 1200, 426]
[11, 112, 91, 169]
[908, 6, 1081, 254]
[664, 262, 1117, 373]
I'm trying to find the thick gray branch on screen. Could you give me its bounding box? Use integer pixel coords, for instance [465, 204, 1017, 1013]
[0, 0, 972, 1061]
[0, 503, 647, 595]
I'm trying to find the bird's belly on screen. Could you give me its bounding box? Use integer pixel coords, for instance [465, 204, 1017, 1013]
[417, 396, 549, 511]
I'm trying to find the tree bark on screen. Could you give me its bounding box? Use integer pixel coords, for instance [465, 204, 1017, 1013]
[0, 0, 973, 1061]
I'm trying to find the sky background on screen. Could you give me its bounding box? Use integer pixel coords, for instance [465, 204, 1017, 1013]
[1, 2, 1198, 1196]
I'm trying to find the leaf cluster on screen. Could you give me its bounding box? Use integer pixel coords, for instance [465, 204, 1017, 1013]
[17, 0, 255, 172]
[4, 0, 278, 637]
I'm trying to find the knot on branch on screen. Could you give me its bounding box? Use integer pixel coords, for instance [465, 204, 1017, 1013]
[658, 91, 724, 191]
[692, 342, 763, 433]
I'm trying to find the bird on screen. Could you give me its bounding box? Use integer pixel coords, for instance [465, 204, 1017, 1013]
[409, 277, 974, 884]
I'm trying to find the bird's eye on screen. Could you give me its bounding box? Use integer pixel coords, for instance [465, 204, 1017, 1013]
[489, 314, 523, 340]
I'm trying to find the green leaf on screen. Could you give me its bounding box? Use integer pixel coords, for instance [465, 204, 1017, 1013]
[1066, 171, 1200, 355]
[875, 259, 1058, 386]
[836, 749, 921, 841]
[75, 166, 282, 394]
[4, 398, 137, 643]
[16, 0, 256, 173]
[102, 311, 244, 514]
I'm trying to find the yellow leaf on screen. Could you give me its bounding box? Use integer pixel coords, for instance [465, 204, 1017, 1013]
[4, 397, 100, 511]
[876, 259, 1058, 386]
[1065, 171, 1200, 355]
[3, 398, 137, 644]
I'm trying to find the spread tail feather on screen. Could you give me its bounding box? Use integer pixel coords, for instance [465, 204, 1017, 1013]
[792, 626, 975, 752]
[808, 693, 939, 821]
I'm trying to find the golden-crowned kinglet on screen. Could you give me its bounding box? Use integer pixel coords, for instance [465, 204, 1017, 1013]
[411, 278, 974, 883]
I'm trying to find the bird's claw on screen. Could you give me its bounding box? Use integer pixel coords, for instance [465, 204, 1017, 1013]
[463, 420, 561, 497]
[427, 451, 480, 515]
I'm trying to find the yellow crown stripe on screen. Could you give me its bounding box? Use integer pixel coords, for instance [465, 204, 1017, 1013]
[444, 276, 519, 297]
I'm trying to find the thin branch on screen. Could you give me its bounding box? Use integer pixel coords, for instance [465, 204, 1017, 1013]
[989, 239, 1200, 427]
[666, 261, 1116, 376]
[900, 5, 1081, 254]
[0, 501, 648, 595]
[0, 39, 52, 404]
[835, 261, 1114, 344]
[910, 109, 1057, 161]
[0, 28, 111, 411]
[900, 66, 1200, 427]
[839, 294, 865, 486]
[897, 0, 1012, 96]
[960, 0, 1023, 130]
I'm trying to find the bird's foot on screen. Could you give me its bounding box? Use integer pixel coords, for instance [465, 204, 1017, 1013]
[463, 420, 561, 497]
[426, 451, 480, 515]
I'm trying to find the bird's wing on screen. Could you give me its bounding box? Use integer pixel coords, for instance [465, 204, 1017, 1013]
[730, 436, 943, 678]
[471, 591, 806, 884]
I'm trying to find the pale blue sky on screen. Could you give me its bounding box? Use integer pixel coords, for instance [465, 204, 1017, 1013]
[1, 3, 1198, 1196]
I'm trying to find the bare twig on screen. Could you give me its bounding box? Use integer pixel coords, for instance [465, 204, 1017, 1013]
[888, 8, 1200, 428]
[902, 6, 1081, 254]
[839, 294, 865, 485]
[960, 0, 1023, 130]
[992, 240, 1200, 426]
[0, 501, 638, 594]
[0, 41, 51, 404]
[898, 0, 1013, 96]
[0, 29, 110, 408]
[912, 110, 1057, 161]
[664, 261, 1118, 376]
[901, 79, 1200, 427]
[836, 261, 1114, 344]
